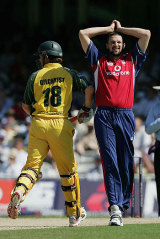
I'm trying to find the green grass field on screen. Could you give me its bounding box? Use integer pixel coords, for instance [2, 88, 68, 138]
[0, 224, 160, 239]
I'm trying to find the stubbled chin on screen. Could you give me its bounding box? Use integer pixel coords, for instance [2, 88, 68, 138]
[113, 49, 120, 54]
[111, 52, 121, 57]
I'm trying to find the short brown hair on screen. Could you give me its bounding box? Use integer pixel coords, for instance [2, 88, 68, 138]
[106, 32, 124, 43]
[48, 55, 63, 63]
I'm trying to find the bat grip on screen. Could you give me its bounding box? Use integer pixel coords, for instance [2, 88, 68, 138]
[69, 116, 77, 122]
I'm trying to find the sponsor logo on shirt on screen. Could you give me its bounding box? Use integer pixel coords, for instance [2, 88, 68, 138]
[106, 65, 130, 76]
[114, 66, 121, 71]
[106, 71, 130, 76]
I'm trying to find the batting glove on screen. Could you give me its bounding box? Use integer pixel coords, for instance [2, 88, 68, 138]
[77, 106, 94, 123]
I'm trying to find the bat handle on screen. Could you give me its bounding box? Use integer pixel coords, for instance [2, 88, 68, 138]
[69, 116, 78, 122]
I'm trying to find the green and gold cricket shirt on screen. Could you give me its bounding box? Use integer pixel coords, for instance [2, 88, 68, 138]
[23, 63, 89, 118]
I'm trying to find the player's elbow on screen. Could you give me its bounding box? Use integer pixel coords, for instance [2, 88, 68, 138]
[22, 103, 31, 115]
[79, 29, 89, 38]
[144, 30, 151, 39]
[79, 29, 84, 39]
[22, 103, 26, 111]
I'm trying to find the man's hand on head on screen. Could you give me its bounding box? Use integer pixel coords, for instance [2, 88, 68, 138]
[112, 20, 121, 32]
[109, 22, 116, 33]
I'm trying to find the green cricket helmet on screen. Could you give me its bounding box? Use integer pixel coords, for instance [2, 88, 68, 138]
[37, 41, 63, 58]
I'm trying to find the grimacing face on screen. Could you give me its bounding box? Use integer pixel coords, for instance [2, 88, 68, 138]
[106, 34, 125, 57]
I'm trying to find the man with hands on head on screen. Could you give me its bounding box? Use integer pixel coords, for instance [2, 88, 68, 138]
[78, 20, 151, 226]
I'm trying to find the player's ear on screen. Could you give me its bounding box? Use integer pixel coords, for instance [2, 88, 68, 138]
[123, 43, 126, 49]
[45, 54, 50, 63]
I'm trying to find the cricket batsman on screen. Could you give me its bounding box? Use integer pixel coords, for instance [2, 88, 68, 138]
[7, 40, 94, 227]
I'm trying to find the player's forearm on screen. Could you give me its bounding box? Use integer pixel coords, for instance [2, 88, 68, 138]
[22, 103, 31, 115]
[118, 27, 151, 39]
[84, 85, 94, 108]
[79, 25, 114, 39]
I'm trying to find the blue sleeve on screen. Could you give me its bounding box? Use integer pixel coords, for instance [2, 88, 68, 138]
[131, 42, 148, 77]
[85, 41, 103, 67]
